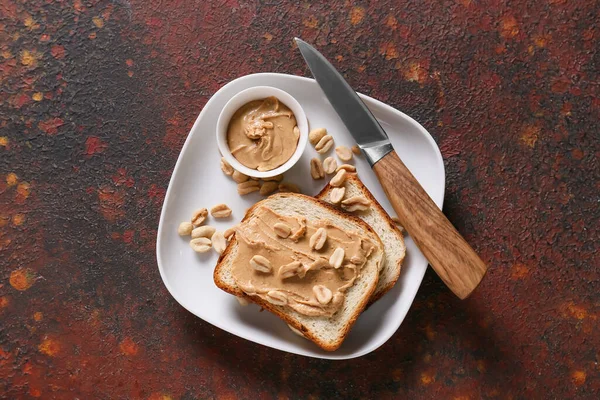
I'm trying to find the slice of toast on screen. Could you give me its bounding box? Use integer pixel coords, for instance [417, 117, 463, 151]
[213, 193, 384, 351]
[317, 174, 405, 304]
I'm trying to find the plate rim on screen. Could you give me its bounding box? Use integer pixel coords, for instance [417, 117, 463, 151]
[156, 72, 446, 359]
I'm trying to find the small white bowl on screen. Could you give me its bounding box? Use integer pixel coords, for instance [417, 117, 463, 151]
[216, 86, 309, 179]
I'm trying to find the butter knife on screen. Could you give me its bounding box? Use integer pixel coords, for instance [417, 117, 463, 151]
[295, 38, 487, 299]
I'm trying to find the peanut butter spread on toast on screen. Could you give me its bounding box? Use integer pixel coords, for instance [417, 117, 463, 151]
[231, 205, 380, 317]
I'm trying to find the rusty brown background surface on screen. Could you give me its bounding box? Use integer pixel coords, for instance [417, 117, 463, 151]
[1, 0, 599, 398]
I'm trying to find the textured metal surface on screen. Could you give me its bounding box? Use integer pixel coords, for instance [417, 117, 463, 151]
[0, 0, 598, 399]
[296, 38, 392, 166]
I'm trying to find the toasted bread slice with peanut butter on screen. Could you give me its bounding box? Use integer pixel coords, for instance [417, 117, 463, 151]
[317, 173, 406, 304]
[213, 193, 383, 351]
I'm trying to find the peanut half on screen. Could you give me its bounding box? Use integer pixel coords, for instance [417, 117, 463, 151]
[260, 181, 278, 195]
[313, 285, 333, 305]
[238, 281, 256, 295]
[336, 164, 356, 173]
[341, 196, 370, 212]
[329, 169, 347, 187]
[238, 180, 260, 195]
[329, 187, 346, 204]
[279, 261, 305, 279]
[220, 158, 234, 176]
[335, 145, 353, 162]
[191, 225, 216, 239]
[266, 290, 288, 306]
[309, 227, 327, 250]
[223, 227, 236, 240]
[351, 145, 361, 155]
[274, 222, 292, 238]
[350, 253, 366, 265]
[315, 135, 334, 154]
[232, 170, 249, 183]
[191, 208, 208, 227]
[250, 255, 272, 273]
[211, 203, 232, 218]
[310, 158, 325, 180]
[307, 257, 330, 271]
[211, 231, 227, 255]
[329, 247, 345, 269]
[178, 221, 193, 236]
[190, 237, 211, 253]
[323, 157, 337, 174]
[308, 128, 327, 146]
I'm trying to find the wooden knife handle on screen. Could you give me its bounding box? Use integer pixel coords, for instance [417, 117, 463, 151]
[372, 150, 487, 299]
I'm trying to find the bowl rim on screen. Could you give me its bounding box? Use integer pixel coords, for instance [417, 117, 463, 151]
[215, 86, 309, 179]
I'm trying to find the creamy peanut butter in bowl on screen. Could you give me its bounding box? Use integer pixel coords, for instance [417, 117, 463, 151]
[216, 86, 309, 179]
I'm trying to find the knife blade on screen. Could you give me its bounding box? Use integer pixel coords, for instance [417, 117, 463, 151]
[295, 38, 393, 166]
[295, 38, 488, 299]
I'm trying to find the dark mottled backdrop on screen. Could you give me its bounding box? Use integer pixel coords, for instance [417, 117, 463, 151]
[1, 0, 598, 398]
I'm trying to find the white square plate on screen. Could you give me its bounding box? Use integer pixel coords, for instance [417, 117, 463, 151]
[156, 73, 445, 359]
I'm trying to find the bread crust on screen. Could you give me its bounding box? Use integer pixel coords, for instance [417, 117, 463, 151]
[316, 174, 405, 305]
